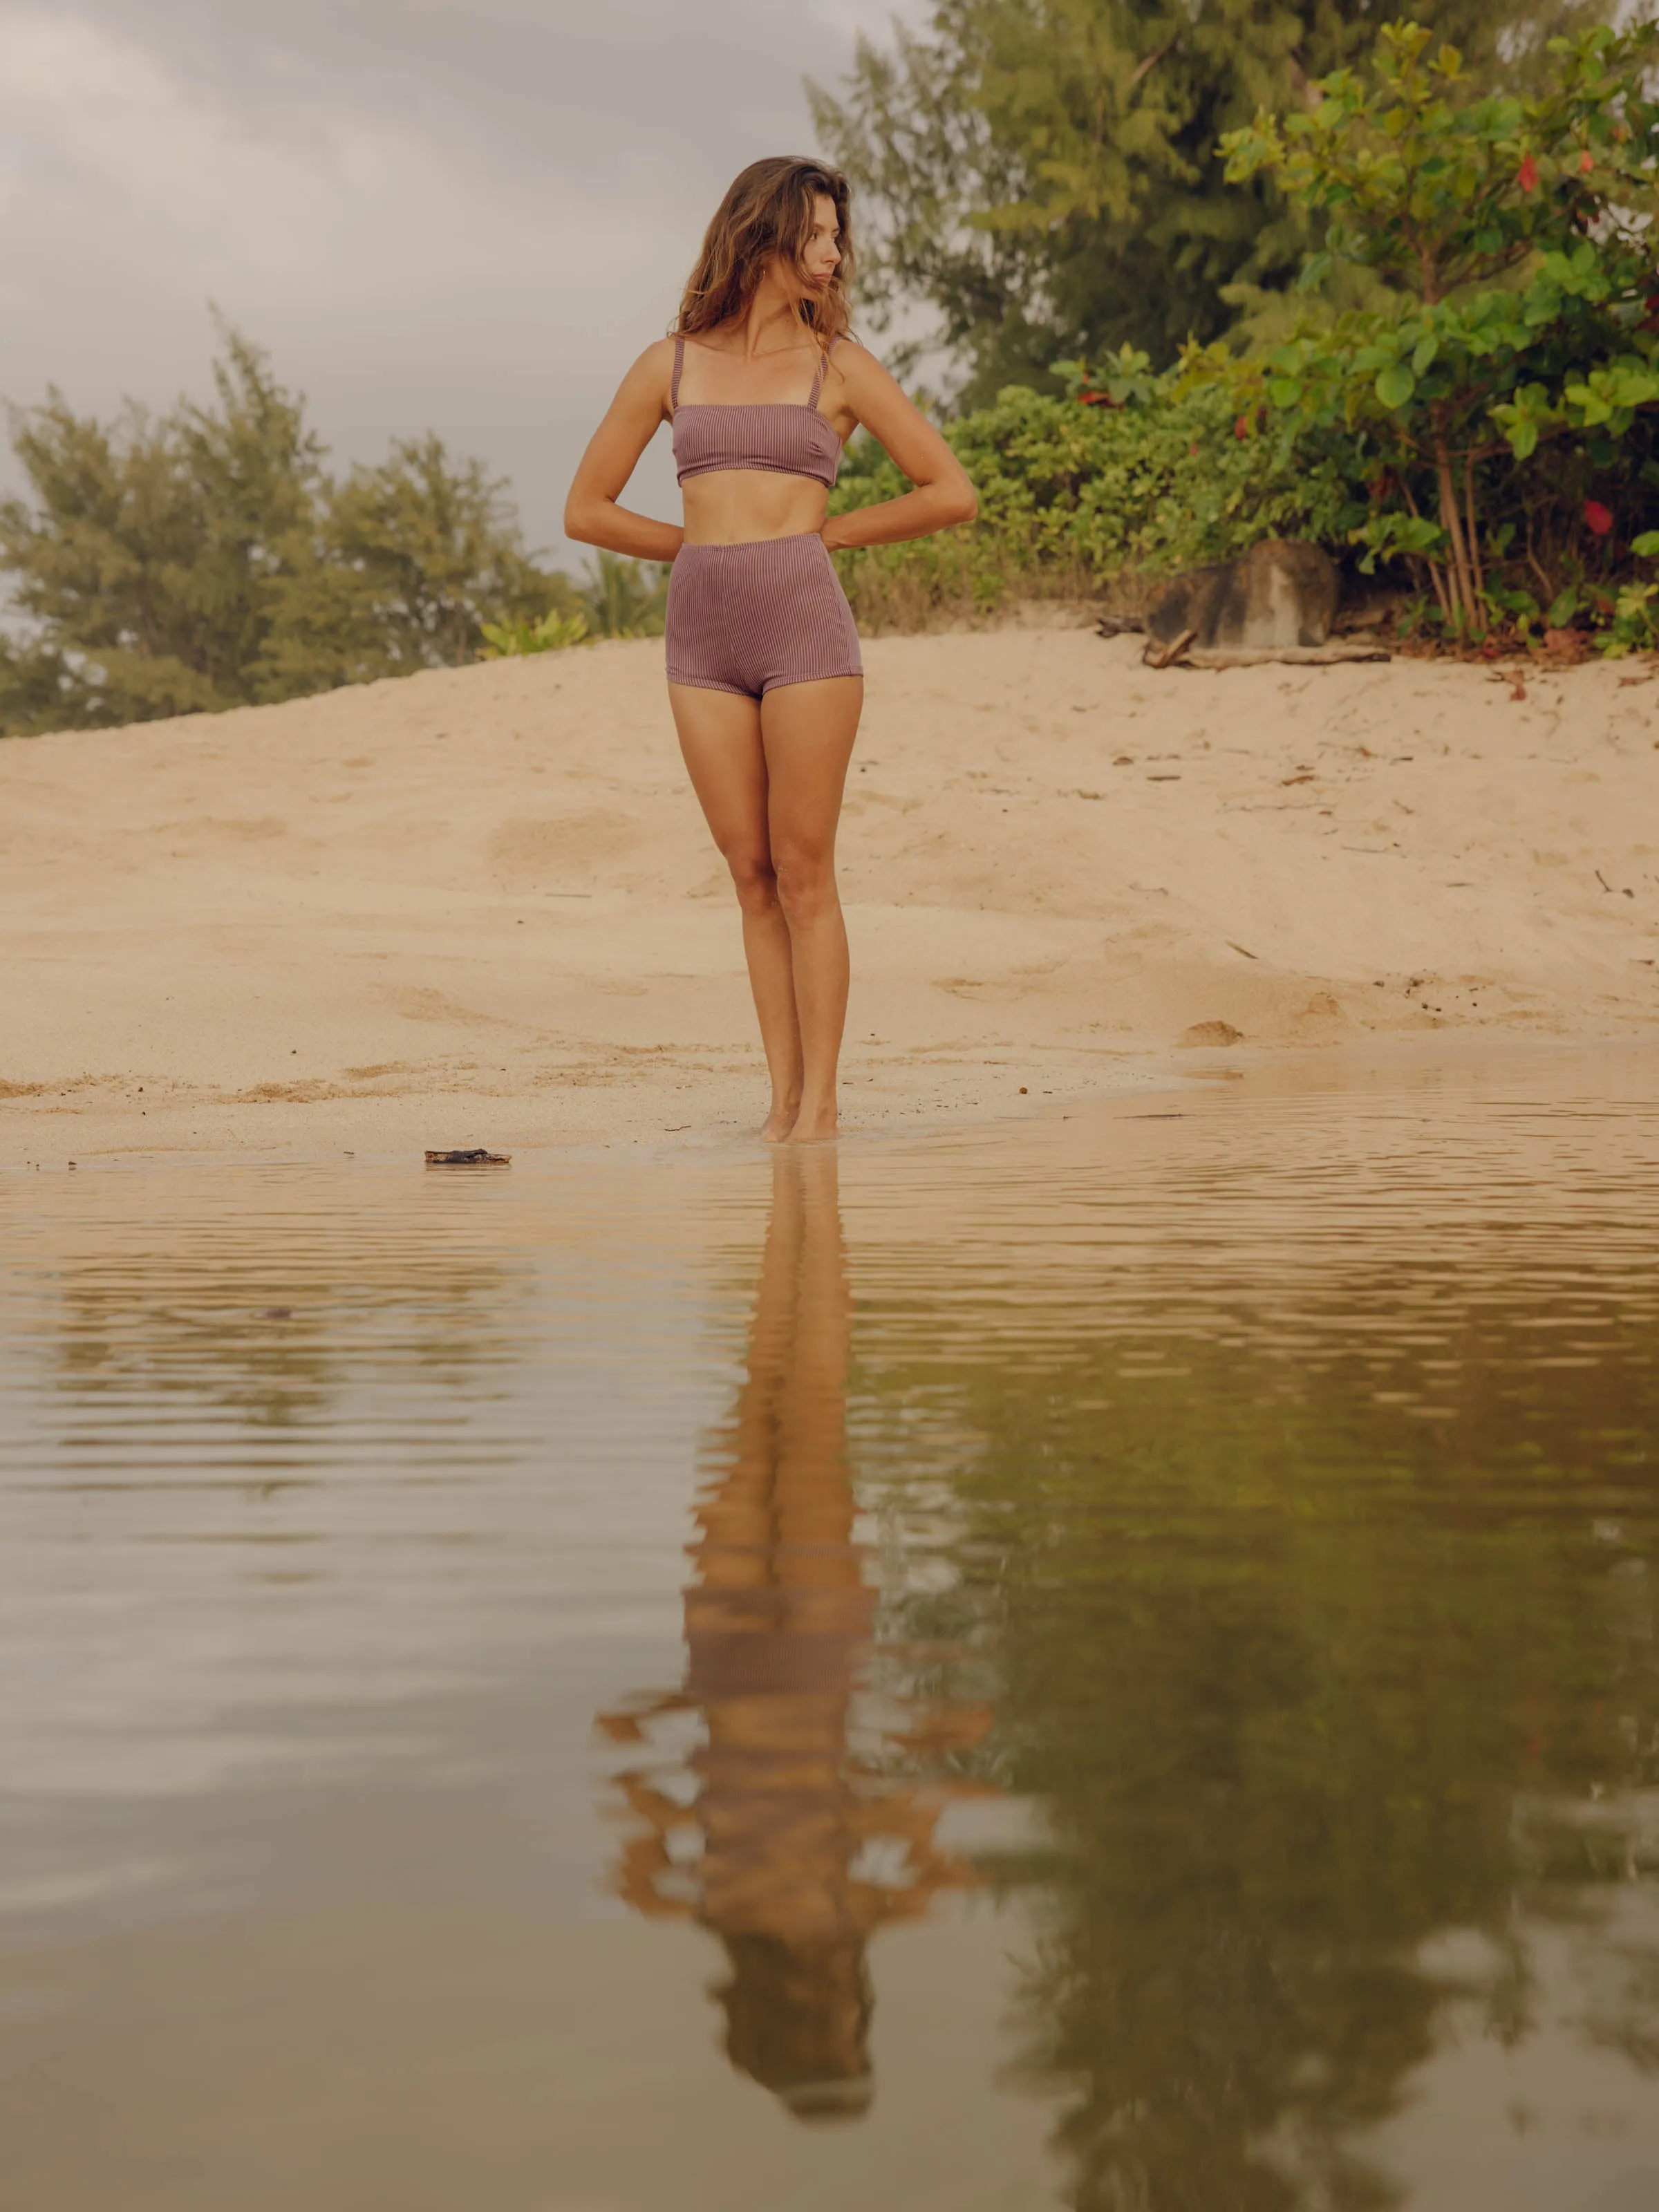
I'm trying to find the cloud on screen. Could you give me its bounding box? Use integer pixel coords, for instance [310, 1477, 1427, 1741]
[0, 11, 682, 363]
[0, 1, 915, 560]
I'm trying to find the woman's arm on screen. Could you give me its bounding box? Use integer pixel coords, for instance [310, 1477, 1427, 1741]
[564, 342, 684, 562]
[821, 348, 977, 553]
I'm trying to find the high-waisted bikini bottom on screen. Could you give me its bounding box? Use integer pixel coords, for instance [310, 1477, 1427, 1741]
[665, 532, 863, 699]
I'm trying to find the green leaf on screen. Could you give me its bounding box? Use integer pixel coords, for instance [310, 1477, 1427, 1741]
[1506, 420, 1539, 460]
[1411, 336, 1438, 377]
[1612, 370, 1659, 409]
[1547, 588, 1580, 627]
[1375, 364, 1416, 410]
[1632, 532, 1659, 559]
[1485, 585, 1539, 619]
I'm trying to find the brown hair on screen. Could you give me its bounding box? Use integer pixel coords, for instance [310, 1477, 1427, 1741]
[675, 157, 853, 348]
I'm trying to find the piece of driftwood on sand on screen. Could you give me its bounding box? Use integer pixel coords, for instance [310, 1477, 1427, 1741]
[1145, 626, 1197, 671]
[1161, 640, 1393, 671]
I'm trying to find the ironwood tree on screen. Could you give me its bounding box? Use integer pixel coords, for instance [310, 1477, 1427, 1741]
[0, 326, 572, 737]
[808, 0, 1611, 405]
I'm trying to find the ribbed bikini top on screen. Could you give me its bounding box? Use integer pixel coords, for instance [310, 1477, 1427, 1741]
[670, 332, 843, 491]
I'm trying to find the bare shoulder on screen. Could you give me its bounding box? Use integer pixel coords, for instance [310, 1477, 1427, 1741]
[827, 335, 899, 399]
[631, 335, 679, 384]
[825, 338, 921, 441]
[611, 337, 678, 413]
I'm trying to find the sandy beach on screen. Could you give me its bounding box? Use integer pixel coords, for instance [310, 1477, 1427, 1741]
[3, 623, 1655, 1161]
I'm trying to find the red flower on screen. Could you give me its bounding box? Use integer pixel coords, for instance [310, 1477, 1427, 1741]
[1583, 499, 1614, 536]
[1234, 413, 1250, 440]
[1579, 149, 1594, 174]
[1519, 153, 1539, 194]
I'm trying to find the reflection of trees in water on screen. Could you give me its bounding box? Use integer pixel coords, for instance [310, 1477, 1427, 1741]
[45, 1215, 527, 1435]
[597, 1150, 988, 2122]
[853, 1277, 1659, 2209]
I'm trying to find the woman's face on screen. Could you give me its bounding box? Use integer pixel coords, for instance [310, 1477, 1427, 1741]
[796, 192, 842, 296]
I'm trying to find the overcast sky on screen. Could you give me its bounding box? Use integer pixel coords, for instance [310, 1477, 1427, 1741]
[0, 0, 917, 570]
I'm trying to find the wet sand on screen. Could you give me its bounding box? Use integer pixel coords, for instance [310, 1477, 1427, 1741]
[2, 626, 1655, 1159]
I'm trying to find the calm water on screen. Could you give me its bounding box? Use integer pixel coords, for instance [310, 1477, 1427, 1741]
[2, 1048, 1658, 2210]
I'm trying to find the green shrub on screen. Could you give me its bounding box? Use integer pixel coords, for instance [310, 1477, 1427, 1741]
[833, 21, 1659, 653]
[1208, 20, 1659, 642]
[830, 372, 1362, 628]
[479, 610, 592, 657]
[580, 550, 668, 639]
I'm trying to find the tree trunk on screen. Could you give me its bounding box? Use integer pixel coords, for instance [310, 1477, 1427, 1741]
[1400, 463, 1452, 624]
[1434, 418, 1476, 627]
[1463, 453, 1485, 604]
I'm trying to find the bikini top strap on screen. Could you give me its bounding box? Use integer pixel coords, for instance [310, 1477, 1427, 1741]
[670, 332, 684, 412]
[807, 335, 838, 411]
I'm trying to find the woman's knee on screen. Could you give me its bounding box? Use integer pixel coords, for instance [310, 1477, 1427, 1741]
[726, 848, 778, 917]
[772, 847, 836, 924]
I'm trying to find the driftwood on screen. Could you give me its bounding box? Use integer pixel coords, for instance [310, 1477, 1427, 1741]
[1145, 626, 1197, 671]
[1143, 635, 1391, 671]
[424, 1147, 511, 1166]
[1179, 642, 1391, 670]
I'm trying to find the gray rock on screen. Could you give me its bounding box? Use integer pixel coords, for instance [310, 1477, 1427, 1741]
[1144, 541, 1339, 653]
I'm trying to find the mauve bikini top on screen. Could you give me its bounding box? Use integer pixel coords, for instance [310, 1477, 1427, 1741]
[669, 332, 843, 490]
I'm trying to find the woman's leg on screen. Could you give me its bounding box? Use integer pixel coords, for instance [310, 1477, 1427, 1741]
[669, 682, 803, 1140]
[760, 676, 863, 1145]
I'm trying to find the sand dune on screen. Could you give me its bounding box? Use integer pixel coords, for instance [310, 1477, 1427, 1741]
[3, 624, 1656, 1159]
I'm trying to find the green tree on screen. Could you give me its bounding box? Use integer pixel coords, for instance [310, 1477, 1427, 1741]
[1206, 19, 1659, 633]
[808, 0, 1609, 406]
[1, 328, 574, 737]
[0, 326, 323, 731]
[261, 435, 572, 695]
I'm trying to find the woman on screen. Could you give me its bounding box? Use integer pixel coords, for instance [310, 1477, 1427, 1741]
[565, 157, 977, 1143]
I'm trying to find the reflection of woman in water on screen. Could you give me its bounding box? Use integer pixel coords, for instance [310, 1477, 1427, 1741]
[597, 1148, 982, 2119]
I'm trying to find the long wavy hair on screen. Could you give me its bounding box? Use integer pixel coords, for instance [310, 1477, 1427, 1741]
[675, 158, 853, 348]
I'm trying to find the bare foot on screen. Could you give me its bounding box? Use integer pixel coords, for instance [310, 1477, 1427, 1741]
[783, 1104, 839, 1146]
[760, 1103, 799, 1143]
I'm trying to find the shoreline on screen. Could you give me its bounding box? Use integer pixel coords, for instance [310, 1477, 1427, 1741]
[8, 1027, 1659, 1177]
[5, 623, 1656, 1168]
